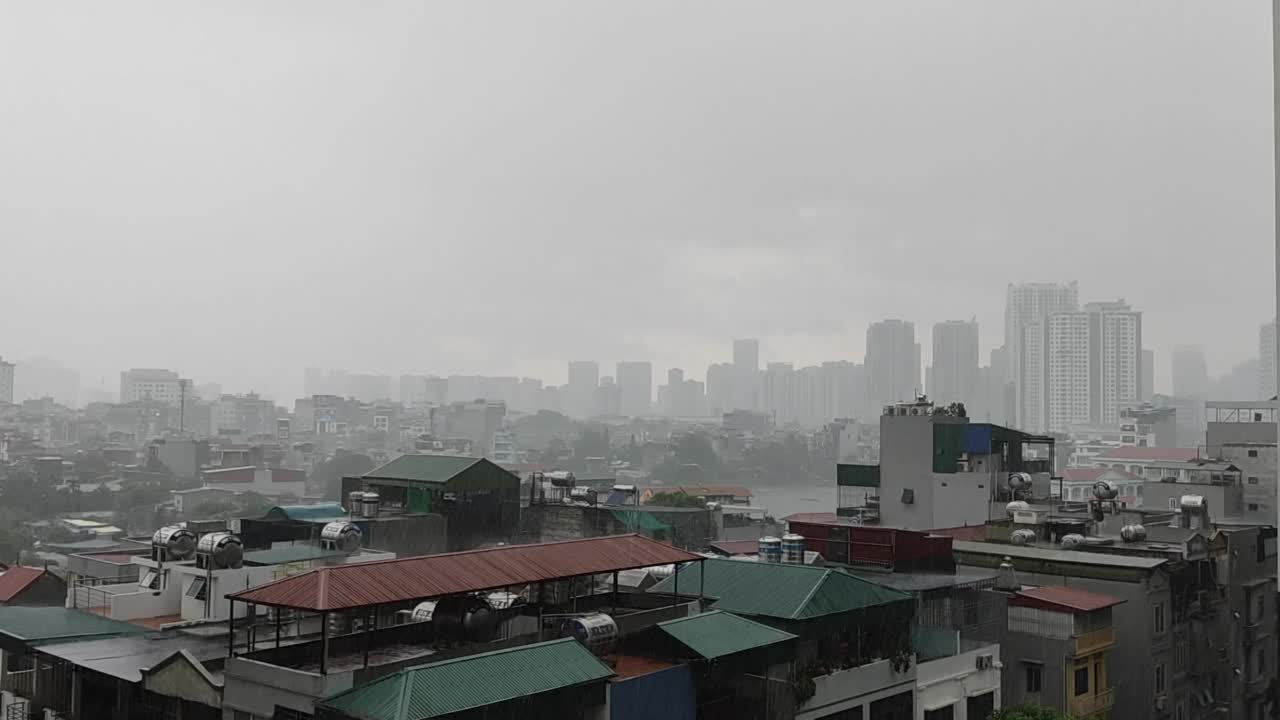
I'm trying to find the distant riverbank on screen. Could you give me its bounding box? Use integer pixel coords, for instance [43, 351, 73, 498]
[748, 485, 837, 520]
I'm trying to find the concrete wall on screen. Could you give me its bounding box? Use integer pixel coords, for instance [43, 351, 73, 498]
[223, 656, 353, 720]
[916, 645, 1001, 720]
[795, 658, 916, 720]
[175, 565, 275, 621]
[1142, 482, 1243, 521]
[1218, 444, 1277, 522]
[932, 472, 993, 530]
[878, 415, 938, 530]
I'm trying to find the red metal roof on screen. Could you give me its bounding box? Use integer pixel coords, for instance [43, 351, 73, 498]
[227, 534, 703, 611]
[1012, 585, 1124, 613]
[1060, 467, 1142, 483]
[0, 567, 47, 602]
[1097, 447, 1201, 463]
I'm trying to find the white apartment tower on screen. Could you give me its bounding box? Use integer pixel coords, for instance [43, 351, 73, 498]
[0, 358, 13, 404]
[865, 319, 919, 410]
[120, 368, 188, 406]
[931, 320, 980, 406]
[565, 361, 600, 419]
[1005, 282, 1079, 431]
[1028, 301, 1142, 433]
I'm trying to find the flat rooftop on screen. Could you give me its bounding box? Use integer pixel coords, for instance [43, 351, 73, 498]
[39, 632, 230, 683]
[848, 568, 998, 593]
[952, 541, 1168, 569]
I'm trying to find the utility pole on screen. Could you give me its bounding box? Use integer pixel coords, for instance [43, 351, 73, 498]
[1272, 0, 1279, 580]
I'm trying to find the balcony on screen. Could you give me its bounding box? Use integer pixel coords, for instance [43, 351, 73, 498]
[1072, 626, 1115, 657]
[798, 658, 916, 720]
[1069, 688, 1115, 719]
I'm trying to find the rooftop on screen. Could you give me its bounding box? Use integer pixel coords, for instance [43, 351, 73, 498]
[242, 545, 345, 565]
[669, 485, 753, 498]
[0, 607, 145, 649]
[1060, 467, 1142, 483]
[0, 567, 50, 602]
[364, 454, 486, 484]
[319, 638, 613, 720]
[229, 534, 703, 611]
[261, 503, 349, 523]
[1013, 585, 1125, 613]
[1097, 447, 1202, 463]
[38, 632, 229, 683]
[658, 610, 796, 659]
[952, 541, 1167, 570]
[649, 558, 910, 620]
[708, 540, 760, 556]
[848, 568, 997, 594]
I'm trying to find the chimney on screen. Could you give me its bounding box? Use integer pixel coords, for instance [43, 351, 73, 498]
[995, 556, 1020, 592]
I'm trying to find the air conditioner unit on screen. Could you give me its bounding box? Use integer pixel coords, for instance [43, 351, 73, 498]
[975, 654, 994, 670]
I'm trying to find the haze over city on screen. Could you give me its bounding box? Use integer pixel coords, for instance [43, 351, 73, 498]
[2, 0, 1275, 402]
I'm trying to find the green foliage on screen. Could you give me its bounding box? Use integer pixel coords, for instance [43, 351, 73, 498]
[991, 705, 1069, 720]
[190, 499, 239, 519]
[932, 402, 968, 418]
[644, 492, 708, 509]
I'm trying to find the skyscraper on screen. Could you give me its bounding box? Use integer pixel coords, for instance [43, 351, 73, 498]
[865, 320, 918, 410]
[1172, 345, 1210, 399]
[1035, 300, 1143, 432]
[1261, 319, 1276, 399]
[1005, 282, 1079, 429]
[705, 363, 734, 415]
[1141, 348, 1155, 403]
[931, 320, 980, 407]
[732, 339, 760, 411]
[0, 357, 13, 404]
[566, 361, 599, 418]
[615, 361, 653, 416]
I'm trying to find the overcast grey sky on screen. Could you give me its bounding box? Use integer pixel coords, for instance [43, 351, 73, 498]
[1, 0, 1273, 400]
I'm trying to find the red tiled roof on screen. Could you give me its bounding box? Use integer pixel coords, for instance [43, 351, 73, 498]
[1061, 467, 1142, 483]
[1012, 585, 1124, 613]
[228, 534, 703, 612]
[1097, 447, 1201, 463]
[0, 567, 46, 602]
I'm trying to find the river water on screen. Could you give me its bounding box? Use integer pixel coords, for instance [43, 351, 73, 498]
[747, 484, 838, 520]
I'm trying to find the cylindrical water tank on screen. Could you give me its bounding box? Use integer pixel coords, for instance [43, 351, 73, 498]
[152, 525, 197, 559]
[781, 534, 806, 565]
[1060, 533, 1086, 550]
[197, 532, 244, 568]
[1008, 472, 1032, 491]
[1120, 524, 1147, 543]
[564, 613, 618, 656]
[411, 601, 436, 623]
[321, 521, 362, 553]
[1010, 529, 1037, 545]
[348, 490, 365, 515]
[757, 536, 782, 564]
[1005, 501, 1030, 517]
[1092, 481, 1119, 500]
[1180, 495, 1205, 511]
[361, 492, 380, 518]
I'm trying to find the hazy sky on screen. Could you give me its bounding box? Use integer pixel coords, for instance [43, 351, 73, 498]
[1, 0, 1273, 400]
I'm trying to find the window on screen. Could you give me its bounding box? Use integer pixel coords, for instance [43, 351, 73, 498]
[1255, 648, 1266, 679]
[1175, 700, 1186, 720]
[967, 693, 994, 720]
[272, 708, 314, 720]
[1249, 476, 1260, 484]
[1249, 504, 1260, 512]
[1155, 663, 1167, 695]
[139, 570, 159, 590]
[1255, 593, 1267, 623]
[1249, 449, 1259, 458]
[869, 692, 912, 720]
[1168, 498, 1178, 510]
[924, 706, 954, 720]
[1154, 602, 1166, 634]
[1074, 666, 1090, 696]
[186, 577, 207, 601]
[1025, 662, 1044, 692]
[816, 708, 862, 720]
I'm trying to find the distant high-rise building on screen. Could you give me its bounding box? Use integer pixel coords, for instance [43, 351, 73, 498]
[566, 361, 600, 418]
[705, 363, 734, 414]
[1172, 345, 1210, 399]
[0, 357, 13, 404]
[732, 339, 760, 411]
[1141, 348, 1155, 403]
[120, 368, 188, 406]
[931, 320, 980, 407]
[1005, 281, 1079, 429]
[615, 361, 653, 416]
[12, 356, 79, 407]
[1261, 319, 1276, 399]
[1034, 300, 1142, 432]
[865, 319, 918, 409]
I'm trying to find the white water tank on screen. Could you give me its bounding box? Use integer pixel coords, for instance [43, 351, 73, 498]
[196, 532, 244, 569]
[1120, 524, 1147, 543]
[757, 536, 782, 563]
[564, 613, 618, 656]
[1010, 529, 1037, 545]
[151, 525, 197, 561]
[361, 492, 380, 518]
[1060, 533, 1086, 550]
[781, 534, 806, 564]
[1005, 501, 1030, 517]
[320, 521, 362, 554]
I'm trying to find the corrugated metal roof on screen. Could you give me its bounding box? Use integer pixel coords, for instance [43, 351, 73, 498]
[952, 541, 1168, 569]
[0, 607, 145, 647]
[1012, 586, 1125, 613]
[319, 638, 613, 720]
[363, 455, 482, 484]
[229, 534, 703, 611]
[0, 567, 48, 602]
[658, 610, 795, 659]
[243, 546, 344, 565]
[648, 558, 911, 620]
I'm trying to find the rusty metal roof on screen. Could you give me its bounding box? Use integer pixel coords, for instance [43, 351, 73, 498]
[1011, 585, 1125, 613]
[226, 534, 702, 612]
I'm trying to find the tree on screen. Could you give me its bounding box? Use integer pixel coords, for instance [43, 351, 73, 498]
[991, 705, 1068, 720]
[645, 492, 710, 509]
[190, 499, 239, 519]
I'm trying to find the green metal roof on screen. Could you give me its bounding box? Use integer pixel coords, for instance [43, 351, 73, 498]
[320, 638, 613, 720]
[0, 607, 146, 647]
[364, 455, 482, 484]
[649, 558, 911, 620]
[243, 545, 345, 565]
[658, 610, 796, 659]
[610, 509, 671, 532]
[264, 503, 349, 523]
